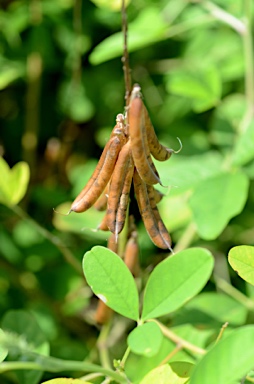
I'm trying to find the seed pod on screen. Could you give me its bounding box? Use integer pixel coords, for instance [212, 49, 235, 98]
[143, 106, 174, 161]
[124, 231, 139, 277]
[133, 168, 172, 250]
[106, 140, 134, 236]
[129, 85, 162, 185]
[70, 116, 126, 213]
[93, 183, 109, 211]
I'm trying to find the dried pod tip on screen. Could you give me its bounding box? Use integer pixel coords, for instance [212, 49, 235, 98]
[172, 137, 183, 154]
[53, 207, 71, 216]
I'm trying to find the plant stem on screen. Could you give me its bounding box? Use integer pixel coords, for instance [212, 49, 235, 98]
[150, 319, 206, 355]
[240, 0, 254, 133]
[214, 275, 254, 311]
[119, 346, 131, 370]
[199, 0, 246, 34]
[97, 321, 112, 370]
[159, 344, 183, 366]
[10, 205, 83, 275]
[173, 222, 197, 253]
[121, 0, 131, 105]
[0, 359, 127, 383]
[215, 322, 229, 344]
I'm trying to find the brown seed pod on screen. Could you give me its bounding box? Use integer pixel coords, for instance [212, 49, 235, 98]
[106, 140, 134, 236]
[129, 85, 162, 186]
[143, 106, 175, 161]
[70, 116, 126, 213]
[93, 183, 109, 211]
[124, 230, 139, 277]
[133, 168, 172, 250]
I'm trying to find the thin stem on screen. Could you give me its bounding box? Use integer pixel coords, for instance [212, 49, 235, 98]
[215, 322, 229, 344]
[121, 0, 131, 105]
[97, 321, 112, 370]
[159, 344, 183, 366]
[214, 275, 254, 311]
[173, 222, 197, 253]
[119, 346, 131, 370]
[149, 319, 206, 355]
[240, 0, 254, 133]
[10, 205, 83, 275]
[198, 0, 246, 35]
[0, 360, 126, 383]
[246, 376, 254, 383]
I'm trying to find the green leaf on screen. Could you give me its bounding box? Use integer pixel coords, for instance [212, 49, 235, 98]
[0, 158, 30, 206]
[232, 120, 254, 166]
[59, 81, 94, 122]
[173, 292, 247, 327]
[189, 325, 254, 384]
[42, 379, 91, 384]
[89, 0, 130, 11]
[127, 322, 163, 357]
[189, 171, 249, 240]
[0, 329, 8, 363]
[140, 362, 193, 384]
[141, 248, 214, 320]
[228, 245, 254, 285]
[83, 246, 139, 321]
[154, 152, 223, 196]
[167, 65, 221, 112]
[89, 7, 168, 65]
[1, 310, 49, 384]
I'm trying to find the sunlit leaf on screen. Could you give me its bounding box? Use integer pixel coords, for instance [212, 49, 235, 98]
[232, 120, 254, 166]
[141, 248, 214, 320]
[89, 0, 130, 11]
[167, 65, 221, 112]
[228, 245, 254, 285]
[127, 322, 163, 357]
[0, 329, 8, 363]
[0, 158, 30, 206]
[83, 246, 139, 320]
[42, 379, 91, 384]
[140, 362, 193, 384]
[189, 171, 249, 240]
[189, 326, 254, 384]
[2, 310, 49, 384]
[89, 7, 168, 64]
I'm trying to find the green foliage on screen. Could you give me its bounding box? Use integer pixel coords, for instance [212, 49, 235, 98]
[228, 246, 254, 285]
[140, 362, 193, 384]
[1, 0, 254, 383]
[189, 326, 254, 384]
[0, 158, 30, 206]
[141, 248, 214, 320]
[83, 246, 139, 321]
[127, 322, 163, 357]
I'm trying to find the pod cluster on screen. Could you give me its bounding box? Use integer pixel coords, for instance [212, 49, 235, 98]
[70, 84, 178, 249]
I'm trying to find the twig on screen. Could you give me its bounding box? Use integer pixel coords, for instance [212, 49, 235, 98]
[97, 321, 113, 370]
[149, 319, 206, 355]
[121, 0, 131, 106]
[214, 275, 254, 312]
[173, 222, 197, 253]
[215, 322, 229, 344]
[159, 344, 183, 366]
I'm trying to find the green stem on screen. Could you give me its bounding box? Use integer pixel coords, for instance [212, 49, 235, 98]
[240, 0, 254, 133]
[119, 346, 131, 370]
[10, 205, 82, 275]
[199, 1, 246, 34]
[173, 222, 197, 253]
[214, 275, 254, 311]
[97, 321, 112, 370]
[0, 358, 127, 383]
[149, 319, 206, 355]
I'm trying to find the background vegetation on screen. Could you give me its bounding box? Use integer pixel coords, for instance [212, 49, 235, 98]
[0, 0, 254, 383]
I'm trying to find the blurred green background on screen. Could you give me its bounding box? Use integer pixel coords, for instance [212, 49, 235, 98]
[0, 0, 254, 382]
